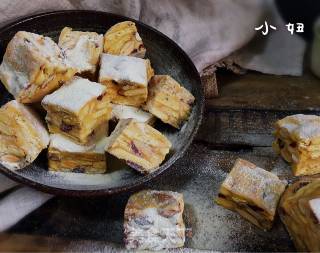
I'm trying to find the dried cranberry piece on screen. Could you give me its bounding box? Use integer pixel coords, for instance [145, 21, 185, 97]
[138, 44, 145, 50]
[186, 228, 193, 238]
[130, 141, 142, 157]
[126, 161, 143, 172]
[289, 142, 297, 148]
[277, 139, 285, 149]
[60, 122, 73, 132]
[156, 192, 172, 202]
[247, 203, 264, 213]
[159, 208, 180, 218]
[48, 154, 59, 161]
[134, 216, 154, 228]
[218, 193, 226, 199]
[72, 167, 85, 173]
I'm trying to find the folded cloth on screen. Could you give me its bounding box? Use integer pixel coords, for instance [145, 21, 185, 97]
[0, 0, 264, 72]
[0, 0, 305, 232]
[0, 174, 18, 193]
[230, 0, 306, 76]
[0, 187, 52, 231]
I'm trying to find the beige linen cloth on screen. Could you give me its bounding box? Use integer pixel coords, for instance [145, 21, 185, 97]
[0, 0, 305, 231]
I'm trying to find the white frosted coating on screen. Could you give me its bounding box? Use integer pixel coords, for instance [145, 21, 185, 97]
[0, 61, 29, 97]
[42, 77, 106, 113]
[62, 34, 103, 72]
[124, 190, 185, 250]
[0, 31, 67, 97]
[278, 114, 320, 141]
[50, 134, 106, 154]
[309, 198, 320, 223]
[12, 101, 50, 146]
[111, 104, 153, 123]
[223, 159, 287, 214]
[99, 54, 147, 86]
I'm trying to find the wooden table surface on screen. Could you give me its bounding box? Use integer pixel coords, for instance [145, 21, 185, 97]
[1, 71, 320, 252]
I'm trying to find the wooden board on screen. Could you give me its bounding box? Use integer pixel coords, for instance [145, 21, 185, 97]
[207, 71, 320, 111]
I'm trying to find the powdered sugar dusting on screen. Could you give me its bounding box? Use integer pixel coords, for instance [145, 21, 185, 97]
[0, 61, 29, 97]
[99, 54, 147, 85]
[309, 198, 320, 222]
[60, 32, 103, 73]
[50, 134, 106, 154]
[21, 32, 63, 65]
[124, 190, 185, 250]
[11, 100, 49, 146]
[277, 114, 320, 141]
[42, 77, 106, 113]
[223, 159, 287, 213]
[48, 169, 131, 186]
[0, 31, 67, 97]
[111, 104, 154, 123]
[126, 207, 184, 250]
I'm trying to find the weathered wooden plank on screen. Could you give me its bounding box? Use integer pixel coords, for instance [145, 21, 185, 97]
[0, 233, 206, 252]
[201, 72, 219, 98]
[196, 110, 294, 147]
[206, 71, 320, 111]
[0, 233, 125, 252]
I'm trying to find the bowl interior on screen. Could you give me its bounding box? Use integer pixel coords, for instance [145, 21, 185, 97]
[0, 11, 204, 195]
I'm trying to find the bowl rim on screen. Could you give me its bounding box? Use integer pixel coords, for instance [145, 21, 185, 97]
[0, 10, 205, 197]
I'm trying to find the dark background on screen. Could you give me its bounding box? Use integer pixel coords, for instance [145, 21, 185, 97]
[276, 0, 320, 40]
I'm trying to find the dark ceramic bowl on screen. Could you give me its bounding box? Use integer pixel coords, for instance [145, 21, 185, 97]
[0, 11, 204, 196]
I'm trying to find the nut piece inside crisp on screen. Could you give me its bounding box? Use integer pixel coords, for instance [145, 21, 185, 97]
[273, 114, 320, 176]
[58, 27, 104, 76]
[104, 119, 171, 174]
[48, 134, 107, 174]
[0, 100, 49, 170]
[124, 190, 185, 250]
[42, 77, 111, 144]
[0, 31, 76, 103]
[144, 75, 195, 128]
[216, 158, 287, 230]
[104, 21, 146, 58]
[99, 54, 149, 106]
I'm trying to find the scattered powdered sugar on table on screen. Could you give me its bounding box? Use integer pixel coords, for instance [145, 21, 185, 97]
[15, 145, 294, 251]
[148, 145, 293, 251]
[48, 169, 132, 186]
